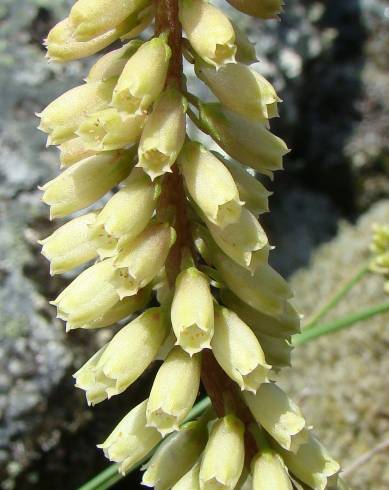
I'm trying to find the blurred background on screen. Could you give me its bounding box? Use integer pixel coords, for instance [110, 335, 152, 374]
[0, 0, 388, 488]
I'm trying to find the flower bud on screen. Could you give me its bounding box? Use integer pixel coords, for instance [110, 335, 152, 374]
[52, 258, 138, 329]
[226, 0, 284, 19]
[220, 289, 301, 338]
[87, 40, 143, 82]
[74, 308, 167, 403]
[199, 415, 245, 489]
[138, 87, 187, 180]
[39, 211, 108, 275]
[98, 399, 162, 474]
[171, 267, 214, 355]
[244, 384, 307, 452]
[37, 80, 115, 146]
[279, 432, 340, 490]
[212, 307, 270, 392]
[212, 248, 292, 318]
[114, 223, 175, 290]
[172, 462, 201, 490]
[178, 141, 243, 228]
[94, 168, 158, 240]
[112, 35, 171, 114]
[142, 421, 207, 489]
[59, 137, 95, 167]
[219, 156, 271, 216]
[146, 347, 201, 435]
[252, 449, 292, 490]
[199, 103, 289, 175]
[206, 207, 268, 272]
[77, 108, 146, 151]
[45, 18, 123, 62]
[41, 150, 134, 219]
[67, 287, 151, 331]
[179, 0, 236, 68]
[69, 0, 149, 41]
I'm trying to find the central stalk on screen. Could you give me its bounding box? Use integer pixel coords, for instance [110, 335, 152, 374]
[154, 0, 258, 463]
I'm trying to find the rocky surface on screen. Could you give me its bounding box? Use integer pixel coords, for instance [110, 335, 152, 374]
[0, 0, 388, 488]
[279, 200, 389, 490]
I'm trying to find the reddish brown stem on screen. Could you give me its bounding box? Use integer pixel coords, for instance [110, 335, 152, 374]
[154, 0, 258, 464]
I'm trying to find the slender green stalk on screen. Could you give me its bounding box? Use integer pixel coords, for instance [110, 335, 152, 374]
[303, 261, 370, 330]
[294, 300, 389, 345]
[77, 397, 212, 490]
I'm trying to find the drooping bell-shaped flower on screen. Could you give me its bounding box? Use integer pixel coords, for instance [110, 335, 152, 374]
[171, 267, 214, 355]
[178, 141, 243, 228]
[138, 87, 187, 180]
[112, 34, 171, 114]
[212, 306, 271, 393]
[98, 399, 162, 474]
[146, 347, 201, 435]
[199, 415, 245, 490]
[74, 308, 168, 403]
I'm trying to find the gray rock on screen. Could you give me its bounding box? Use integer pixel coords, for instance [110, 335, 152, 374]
[279, 200, 389, 490]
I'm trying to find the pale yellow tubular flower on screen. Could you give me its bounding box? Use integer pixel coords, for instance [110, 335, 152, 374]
[75, 308, 167, 402]
[172, 462, 201, 490]
[52, 258, 136, 329]
[67, 287, 151, 331]
[114, 223, 176, 294]
[199, 415, 245, 490]
[206, 207, 268, 272]
[59, 137, 95, 167]
[142, 421, 207, 489]
[279, 432, 340, 490]
[45, 18, 123, 62]
[220, 289, 301, 338]
[252, 449, 292, 490]
[199, 103, 289, 175]
[179, 0, 236, 68]
[41, 150, 134, 219]
[370, 223, 389, 274]
[112, 34, 171, 115]
[178, 141, 243, 228]
[138, 87, 187, 180]
[244, 384, 307, 452]
[212, 306, 270, 393]
[196, 61, 281, 122]
[171, 267, 214, 355]
[39, 211, 107, 275]
[69, 0, 149, 41]
[211, 247, 293, 318]
[226, 0, 285, 19]
[98, 399, 162, 474]
[37, 79, 115, 146]
[93, 168, 158, 242]
[146, 347, 201, 435]
[77, 108, 146, 151]
[220, 156, 271, 216]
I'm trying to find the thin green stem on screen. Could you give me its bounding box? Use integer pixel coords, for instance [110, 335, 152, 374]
[294, 300, 389, 345]
[77, 397, 211, 490]
[303, 261, 370, 329]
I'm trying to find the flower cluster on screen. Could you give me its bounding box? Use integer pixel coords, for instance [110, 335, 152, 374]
[38, 0, 342, 488]
[370, 224, 389, 293]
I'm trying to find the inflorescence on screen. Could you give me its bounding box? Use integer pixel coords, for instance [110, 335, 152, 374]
[38, 0, 343, 488]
